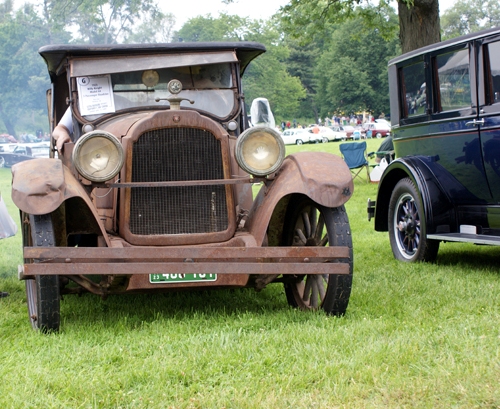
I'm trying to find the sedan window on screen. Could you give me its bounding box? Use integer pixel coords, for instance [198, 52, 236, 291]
[436, 49, 471, 112]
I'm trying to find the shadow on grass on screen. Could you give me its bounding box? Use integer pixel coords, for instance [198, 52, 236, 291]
[60, 284, 309, 330]
[435, 244, 500, 274]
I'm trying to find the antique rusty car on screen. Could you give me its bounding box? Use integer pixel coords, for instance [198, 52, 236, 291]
[13, 42, 354, 331]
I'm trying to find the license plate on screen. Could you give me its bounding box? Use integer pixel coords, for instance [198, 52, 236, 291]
[149, 273, 217, 283]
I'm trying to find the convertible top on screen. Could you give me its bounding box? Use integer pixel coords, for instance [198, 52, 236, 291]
[39, 42, 266, 79]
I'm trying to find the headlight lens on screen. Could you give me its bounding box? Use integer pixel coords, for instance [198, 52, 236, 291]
[235, 127, 285, 176]
[72, 131, 124, 182]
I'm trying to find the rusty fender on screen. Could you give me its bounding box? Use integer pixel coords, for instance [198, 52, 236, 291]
[246, 151, 354, 245]
[11, 158, 110, 246]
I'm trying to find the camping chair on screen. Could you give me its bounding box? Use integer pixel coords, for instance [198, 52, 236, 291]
[339, 141, 372, 182]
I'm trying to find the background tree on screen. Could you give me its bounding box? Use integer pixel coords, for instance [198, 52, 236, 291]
[0, 4, 56, 137]
[175, 14, 306, 119]
[69, 0, 161, 44]
[285, 39, 321, 122]
[440, 0, 500, 40]
[278, 0, 440, 53]
[314, 14, 399, 118]
[124, 11, 175, 43]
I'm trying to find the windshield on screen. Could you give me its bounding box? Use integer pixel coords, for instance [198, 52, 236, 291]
[76, 63, 236, 119]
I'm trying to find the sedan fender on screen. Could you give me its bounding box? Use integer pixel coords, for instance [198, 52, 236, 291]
[373, 156, 460, 234]
[246, 151, 353, 245]
[11, 158, 110, 245]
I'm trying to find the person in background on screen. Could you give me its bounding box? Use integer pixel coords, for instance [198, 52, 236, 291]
[375, 135, 394, 163]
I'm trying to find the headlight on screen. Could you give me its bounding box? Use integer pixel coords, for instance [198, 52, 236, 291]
[72, 131, 124, 182]
[235, 127, 285, 177]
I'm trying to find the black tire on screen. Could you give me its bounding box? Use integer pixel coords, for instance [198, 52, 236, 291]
[388, 178, 439, 262]
[282, 196, 353, 315]
[376, 132, 382, 139]
[322, 137, 328, 143]
[24, 213, 60, 332]
[296, 139, 303, 145]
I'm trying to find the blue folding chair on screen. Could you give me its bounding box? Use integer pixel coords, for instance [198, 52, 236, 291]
[339, 141, 371, 182]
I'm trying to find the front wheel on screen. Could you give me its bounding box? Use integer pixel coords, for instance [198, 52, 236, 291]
[23, 213, 60, 332]
[282, 196, 353, 315]
[376, 132, 382, 139]
[322, 137, 328, 143]
[296, 139, 303, 145]
[388, 178, 439, 262]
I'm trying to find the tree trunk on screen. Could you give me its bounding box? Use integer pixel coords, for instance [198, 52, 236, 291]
[398, 0, 441, 54]
[0, 103, 16, 138]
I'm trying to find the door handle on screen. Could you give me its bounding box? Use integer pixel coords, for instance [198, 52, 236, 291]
[465, 119, 485, 126]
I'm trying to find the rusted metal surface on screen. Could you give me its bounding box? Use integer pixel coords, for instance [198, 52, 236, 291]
[23, 246, 350, 276]
[104, 177, 259, 188]
[246, 151, 354, 246]
[25, 262, 350, 276]
[117, 110, 239, 247]
[24, 245, 349, 262]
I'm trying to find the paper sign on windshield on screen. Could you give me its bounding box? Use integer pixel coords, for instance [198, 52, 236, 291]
[77, 75, 115, 116]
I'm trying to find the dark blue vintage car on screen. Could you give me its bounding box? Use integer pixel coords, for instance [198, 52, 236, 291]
[368, 27, 500, 262]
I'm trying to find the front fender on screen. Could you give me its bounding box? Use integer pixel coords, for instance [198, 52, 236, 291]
[374, 156, 456, 233]
[246, 151, 353, 245]
[11, 158, 110, 246]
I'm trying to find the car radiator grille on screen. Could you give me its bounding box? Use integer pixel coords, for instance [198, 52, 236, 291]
[129, 128, 228, 235]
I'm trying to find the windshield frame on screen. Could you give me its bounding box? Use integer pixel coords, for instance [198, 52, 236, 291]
[69, 54, 240, 123]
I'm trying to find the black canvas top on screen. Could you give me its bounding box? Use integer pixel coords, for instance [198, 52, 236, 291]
[39, 42, 266, 78]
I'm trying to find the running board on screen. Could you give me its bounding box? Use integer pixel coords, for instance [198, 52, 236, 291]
[427, 233, 500, 246]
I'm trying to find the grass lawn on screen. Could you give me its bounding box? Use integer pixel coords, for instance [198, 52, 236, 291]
[0, 138, 499, 408]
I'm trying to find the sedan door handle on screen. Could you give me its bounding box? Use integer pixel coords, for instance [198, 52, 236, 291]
[465, 119, 485, 126]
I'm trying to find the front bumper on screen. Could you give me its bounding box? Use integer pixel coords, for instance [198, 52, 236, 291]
[22, 246, 350, 279]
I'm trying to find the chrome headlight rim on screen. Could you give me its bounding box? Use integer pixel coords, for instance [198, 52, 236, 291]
[235, 126, 285, 177]
[72, 130, 124, 183]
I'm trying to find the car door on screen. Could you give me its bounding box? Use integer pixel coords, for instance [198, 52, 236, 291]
[477, 35, 500, 203]
[396, 44, 490, 205]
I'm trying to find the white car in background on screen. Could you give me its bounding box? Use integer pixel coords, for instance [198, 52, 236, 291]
[318, 126, 344, 141]
[281, 128, 315, 145]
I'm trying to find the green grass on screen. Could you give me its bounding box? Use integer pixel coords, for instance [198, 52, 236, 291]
[1, 140, 499, 408]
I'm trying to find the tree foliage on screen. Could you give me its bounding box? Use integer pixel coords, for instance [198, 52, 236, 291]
[2, 0, 479, 135]
[176, 14, 306, 119]
[440, 0, 500, 40]
[278, 0, 440, 54]
[0, 4, 53, 136]
[66, 0, 162, 44]
[314, 15, 399, 118]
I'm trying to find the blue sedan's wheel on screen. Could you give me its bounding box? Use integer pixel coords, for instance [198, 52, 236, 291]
[388, 178, 439, 262]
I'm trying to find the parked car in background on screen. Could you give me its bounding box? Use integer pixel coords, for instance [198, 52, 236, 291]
[0, 143, 50, 168]
[316, 126, 342, 142]
[281, 128, 316, 145]
[330, 125, 354, 140]
[362, 121, 391, 138]
[368, 26, 500, 263]
[328, 126, 347, 141]
[0, 134, 17, 144]
[12, 42, 354, 332]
